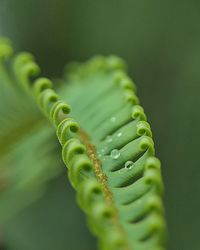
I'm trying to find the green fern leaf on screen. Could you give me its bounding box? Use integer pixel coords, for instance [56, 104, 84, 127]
[0, 39, 62, 222]
[1, 39, 166, 250]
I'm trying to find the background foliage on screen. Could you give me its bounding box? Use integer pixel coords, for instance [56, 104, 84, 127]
[0, 1, 200, 249]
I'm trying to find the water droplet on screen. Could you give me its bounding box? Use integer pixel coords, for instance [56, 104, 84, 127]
[111, 149, 120, 159]
[117, 132, 122, 137]
[106, 136, 112, 143]
[101, 146, 108, 154]
[125, 161, 134, 169]
[110, 117, 116, 122]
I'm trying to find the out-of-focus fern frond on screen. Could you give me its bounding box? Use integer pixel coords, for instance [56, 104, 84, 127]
[0, 39, 62, 223]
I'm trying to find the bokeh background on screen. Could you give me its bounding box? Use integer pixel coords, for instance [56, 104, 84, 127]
[1, 0, 200, 249]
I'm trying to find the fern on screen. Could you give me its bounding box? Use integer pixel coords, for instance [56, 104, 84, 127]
[0, 39, 62, 222]
[0, 39, 166, 250]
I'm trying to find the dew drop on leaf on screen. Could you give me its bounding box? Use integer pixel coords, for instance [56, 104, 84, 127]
[117, 132, 122, 137]
[101, 146, 108, 154]
[110, 117, 116, 122]
[125, 161, 134, 169]
[111, 149, 120, 159]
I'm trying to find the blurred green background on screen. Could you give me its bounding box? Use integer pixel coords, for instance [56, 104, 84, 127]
[1, 0, 200, 249]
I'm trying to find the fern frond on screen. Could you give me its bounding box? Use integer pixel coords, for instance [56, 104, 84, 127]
[0, 39, 166, 250]
[0, 39, 62, 222]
